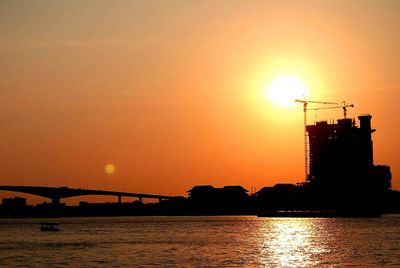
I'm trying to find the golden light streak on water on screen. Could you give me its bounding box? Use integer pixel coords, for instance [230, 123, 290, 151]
[258, 218, 331, 267]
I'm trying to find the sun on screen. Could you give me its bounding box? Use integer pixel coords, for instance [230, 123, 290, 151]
[267, 75, 308, 106]
[105, 164, 116, 175]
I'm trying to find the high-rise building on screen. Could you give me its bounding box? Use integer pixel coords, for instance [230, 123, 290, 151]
[306, 115, 391, 210]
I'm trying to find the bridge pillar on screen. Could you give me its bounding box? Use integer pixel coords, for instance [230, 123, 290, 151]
[158, 198, 162, 203]
[52, 197, 60, 204]
[118, 195, 122, 204]
[139, 197, 143, 203]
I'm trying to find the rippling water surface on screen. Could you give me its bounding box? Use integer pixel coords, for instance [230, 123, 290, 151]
[1, 215, 400, 267]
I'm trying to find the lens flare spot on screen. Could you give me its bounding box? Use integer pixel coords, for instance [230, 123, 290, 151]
[105, 164, 116, 174]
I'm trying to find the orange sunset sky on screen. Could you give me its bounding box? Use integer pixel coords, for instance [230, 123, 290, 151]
[1, 1, 399, 204]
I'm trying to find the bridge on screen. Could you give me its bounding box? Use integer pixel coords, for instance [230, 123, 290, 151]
[0, 186, 175, 204]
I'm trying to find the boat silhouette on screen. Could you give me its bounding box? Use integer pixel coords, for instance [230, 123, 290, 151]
[39, 222, 60, 232]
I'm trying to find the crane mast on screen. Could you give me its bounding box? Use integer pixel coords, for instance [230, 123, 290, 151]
[295, 99, 338, 181]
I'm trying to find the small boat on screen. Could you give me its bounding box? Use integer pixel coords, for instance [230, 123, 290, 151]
[39, 222, 60, 232]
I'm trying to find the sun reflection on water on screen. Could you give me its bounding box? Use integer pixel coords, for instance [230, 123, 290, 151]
[258, 218, 331, 267]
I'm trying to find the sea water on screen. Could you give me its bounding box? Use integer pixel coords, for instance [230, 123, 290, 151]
[1, 215, 400, 267]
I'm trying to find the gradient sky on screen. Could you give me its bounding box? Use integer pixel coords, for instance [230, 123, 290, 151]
[1, 0, 399, 204]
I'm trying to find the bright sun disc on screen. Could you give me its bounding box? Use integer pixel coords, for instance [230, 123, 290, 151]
[267, 75, 308, 106]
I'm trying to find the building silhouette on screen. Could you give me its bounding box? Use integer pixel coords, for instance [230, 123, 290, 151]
[187, 185, 249, 213]
[305, 114, 391, 211]
[2, 197, 27, 209]
[252, 184, 306, 211]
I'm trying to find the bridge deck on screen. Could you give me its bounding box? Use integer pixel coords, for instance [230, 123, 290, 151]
[0, 186, 175, 204]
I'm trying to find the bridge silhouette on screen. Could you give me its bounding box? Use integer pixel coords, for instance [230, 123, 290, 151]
[0, 186, 175, 204]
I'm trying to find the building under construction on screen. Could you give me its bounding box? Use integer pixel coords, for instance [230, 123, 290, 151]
[305, 114, 391, 210]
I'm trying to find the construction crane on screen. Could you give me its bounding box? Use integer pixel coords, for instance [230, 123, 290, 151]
[308, 101, 354, 119]
[295, 99, 338, 181]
